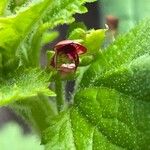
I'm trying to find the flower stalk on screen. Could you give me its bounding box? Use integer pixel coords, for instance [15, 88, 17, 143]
[55, 73, 65, 112]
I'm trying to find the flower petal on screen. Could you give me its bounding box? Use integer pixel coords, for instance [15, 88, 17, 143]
[51, 40, 86, 75]
[54, 40, 87, 55]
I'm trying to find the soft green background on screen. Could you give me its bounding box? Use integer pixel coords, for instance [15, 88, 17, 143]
[0, 122, 44, 150]
[100, 0, 150, 33]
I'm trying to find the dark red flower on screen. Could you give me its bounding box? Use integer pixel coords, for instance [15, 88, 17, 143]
[51, 40, 87, 74]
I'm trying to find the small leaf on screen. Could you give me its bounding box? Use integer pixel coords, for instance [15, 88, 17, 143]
[84, 29, 106, 54]
[68, 28, 86, 41]
[68, 22, 87, 34]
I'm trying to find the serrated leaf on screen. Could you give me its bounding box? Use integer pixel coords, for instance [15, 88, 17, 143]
[42, 88, 150, 150]
[94, 54, 150, 101]
[43, 0, 96, 29]
[80, 19, 150, 88]
[0, 0, 54, 70]
[0, 69, 55, 106]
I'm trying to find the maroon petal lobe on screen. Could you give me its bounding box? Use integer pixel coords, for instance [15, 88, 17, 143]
[54, 40, 87, 55]
[54, 40, 73, 50]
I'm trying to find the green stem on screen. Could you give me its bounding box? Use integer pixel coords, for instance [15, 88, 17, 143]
[55, 73, 65, 112]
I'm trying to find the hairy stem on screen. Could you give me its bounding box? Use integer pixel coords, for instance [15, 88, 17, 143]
[55, 73, 65, 112]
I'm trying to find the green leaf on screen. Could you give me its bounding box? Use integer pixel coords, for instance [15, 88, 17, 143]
[84, 29, 106, 54]
[42, 88, 150, 150]
[42, 108, 99, 150]
[0, 0, 8, 16]
[68, 22, 87, 39]
[80, 19, 150, 88]
[11, 94, 57, 133]
[68, 28, 86, 41]
[0, 122, 44, 150]
[67, 18, 150, 149]
[41, 31, 59, 46]
[43, 0, 96, 28]
[94, 54, 150, 101]
[0, 69, 55, 106]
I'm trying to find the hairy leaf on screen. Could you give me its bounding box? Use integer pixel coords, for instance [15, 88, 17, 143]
[84, 29, 106, 54]
[42, 88, 150, 150]
[94, 54, 150, 101]
[80, 19, 150, 88]
[0, 69, 55, 106]
[11, 94, 57, 133]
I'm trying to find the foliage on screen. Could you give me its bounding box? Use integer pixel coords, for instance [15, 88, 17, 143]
[0, 69, 55, 106]
[0, 0, 150, 150]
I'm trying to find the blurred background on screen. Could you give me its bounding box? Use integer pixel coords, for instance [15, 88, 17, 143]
[0, 0, 150, 149]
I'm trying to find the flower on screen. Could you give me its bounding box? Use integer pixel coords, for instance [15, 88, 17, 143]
[51, 40, 87, 74]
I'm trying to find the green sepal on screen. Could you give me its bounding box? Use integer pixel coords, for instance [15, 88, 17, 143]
[84, 29, 106, 54]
